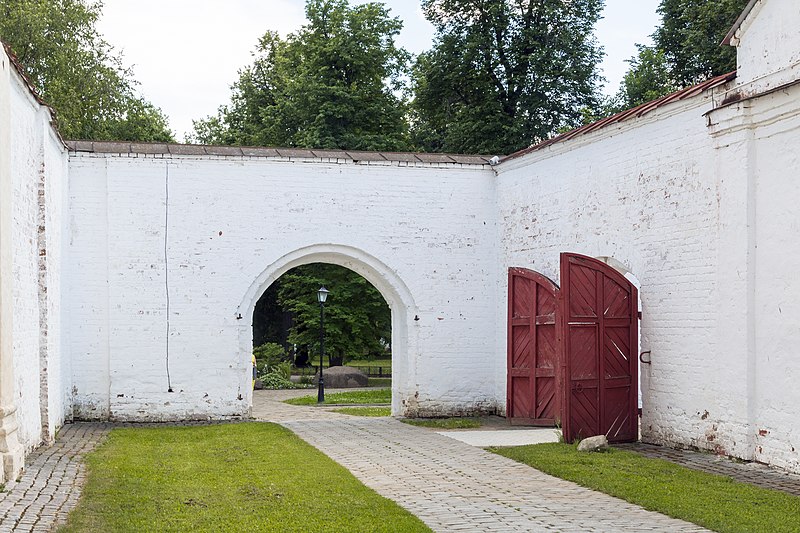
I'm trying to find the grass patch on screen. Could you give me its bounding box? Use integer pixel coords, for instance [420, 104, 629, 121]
[60, 423, 430, 533]
[401, 418, 482, 429]
[332, 407, 391, 417]
[345, 358, 391, 369]
[491, 443, 800, 533]
[284, 388, 391, 406]
[367, 377, 392, 387]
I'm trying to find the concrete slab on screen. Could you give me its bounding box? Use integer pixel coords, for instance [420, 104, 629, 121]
[436, 428, 560, 447]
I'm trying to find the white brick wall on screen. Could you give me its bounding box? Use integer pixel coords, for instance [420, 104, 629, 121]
[708, 78, 800, 473]
[495, 49, 800, 471]
[6, 60, 69, 452]
[10, 69, 43, 450]
[731, 0, 800, 92]
[495, 94, 757, 456]
[67, 155, 499, 420]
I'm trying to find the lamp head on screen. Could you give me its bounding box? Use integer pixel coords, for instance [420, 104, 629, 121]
[317, 286, 329, 304]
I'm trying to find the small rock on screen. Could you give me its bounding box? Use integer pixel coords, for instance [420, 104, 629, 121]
[253, 379, 264, 390]
[577, 435, 609, 452]
[313, 366, 369, 388]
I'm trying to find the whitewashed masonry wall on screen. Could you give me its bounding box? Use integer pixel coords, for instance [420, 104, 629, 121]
[67, 153, 500, 421]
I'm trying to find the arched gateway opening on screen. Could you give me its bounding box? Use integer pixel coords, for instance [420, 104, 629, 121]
[237, 245, 417, 415]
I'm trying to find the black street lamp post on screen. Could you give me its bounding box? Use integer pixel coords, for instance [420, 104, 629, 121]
[317, 286, 329, 403]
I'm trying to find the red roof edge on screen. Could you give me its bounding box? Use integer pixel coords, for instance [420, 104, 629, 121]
[503, 71, 737, 163]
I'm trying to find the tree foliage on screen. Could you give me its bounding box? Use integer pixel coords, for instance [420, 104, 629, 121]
[275, 264, 390, 367]
[191, 0, 410, 151]
[411, 0, 604, 155]
[612, 45, 678, 111]
[0, 0, 173, 141]
[655, 0, 747, 87]
[613, 0, 748, 110]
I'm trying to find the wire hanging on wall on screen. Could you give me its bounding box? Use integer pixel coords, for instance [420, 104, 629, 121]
[165, 164, 173, 393]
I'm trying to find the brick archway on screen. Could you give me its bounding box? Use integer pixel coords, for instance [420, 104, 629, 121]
[237, 244, 419, 415]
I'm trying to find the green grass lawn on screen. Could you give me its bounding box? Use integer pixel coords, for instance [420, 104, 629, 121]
[60, 423, 430, 533]
[367, 377, 392, 387]
[492, 443, 800, 533]
[332, 406, 391, 417]
[284, 388, 391, 406]
[293, 358, 391, 371]
[401, 418, 483, 429]
[345, 358, 391, 369]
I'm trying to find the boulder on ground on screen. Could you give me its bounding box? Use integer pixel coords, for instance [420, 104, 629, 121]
[577, 435, 609, 452]
[313, 366, 369, 388]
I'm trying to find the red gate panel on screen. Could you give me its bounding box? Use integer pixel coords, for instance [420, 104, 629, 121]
[507, 268, 560, 426]
[560, 253, 638, 443]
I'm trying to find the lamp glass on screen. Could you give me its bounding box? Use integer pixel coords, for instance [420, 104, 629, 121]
[317, 286, 329, 303]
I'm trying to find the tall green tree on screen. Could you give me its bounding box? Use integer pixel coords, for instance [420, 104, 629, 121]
[613, 0, 748, 110]
[0, 0, 173, 141]
[276, 264, 390, 367]
[191, 0, 410, 151]
[611, 45, 677, 111]
[655, 0, 747, 87]
[411, 0, 604, 155]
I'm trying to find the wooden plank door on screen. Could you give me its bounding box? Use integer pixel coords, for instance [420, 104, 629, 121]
[507, 268, 561, 426]
[560, 253, 638, 443]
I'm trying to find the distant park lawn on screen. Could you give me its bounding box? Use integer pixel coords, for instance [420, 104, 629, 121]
[332, 406, 391, 417]
[298, 357, 391, 371]
[492, 443, 800, 533]
[284, 388, 391, 406]
[60, 423, 430, 533]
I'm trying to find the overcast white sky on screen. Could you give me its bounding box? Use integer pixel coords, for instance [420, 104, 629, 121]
[98, 1, 661, 141]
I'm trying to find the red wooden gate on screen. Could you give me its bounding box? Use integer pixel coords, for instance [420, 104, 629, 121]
[507, 268, 561, 426]
[560, 253, 638, 443]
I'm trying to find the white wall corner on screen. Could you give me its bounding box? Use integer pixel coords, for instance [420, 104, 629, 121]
[0, 47, 25, 484]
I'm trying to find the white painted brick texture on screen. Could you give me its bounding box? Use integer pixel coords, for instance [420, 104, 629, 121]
[496, 98, 752, 459]
[68, 156, 499, 420]
[8, 67, 69, 451]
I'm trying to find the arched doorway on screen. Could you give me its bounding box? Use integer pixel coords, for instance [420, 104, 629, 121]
[237, 244, 418, 415]
[252, 262, 391, 381]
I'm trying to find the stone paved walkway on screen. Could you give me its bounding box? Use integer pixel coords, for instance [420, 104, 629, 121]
[617, 442, 800, 497]
[0, 423, 111, 533]
[254, 390, 709, 532]
[2, 389, 797, 532]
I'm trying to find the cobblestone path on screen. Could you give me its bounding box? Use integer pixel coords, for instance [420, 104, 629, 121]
[3, 389, 795, 532]
[617, 442, 800, 497]
[0, 423, 111, 533]
[255, 390, 709, 532]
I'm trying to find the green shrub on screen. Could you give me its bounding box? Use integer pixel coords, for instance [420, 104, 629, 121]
[260, 372, 298, 390]
[258, 360, 306, 390]
[272, 361, 292, 380]
[253, 342, 286, 368]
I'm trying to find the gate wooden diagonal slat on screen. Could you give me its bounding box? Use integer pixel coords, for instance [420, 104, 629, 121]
[507, 257, 637, 441]
[560, 253, 638, 443]
[507, 268, 561, 426]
